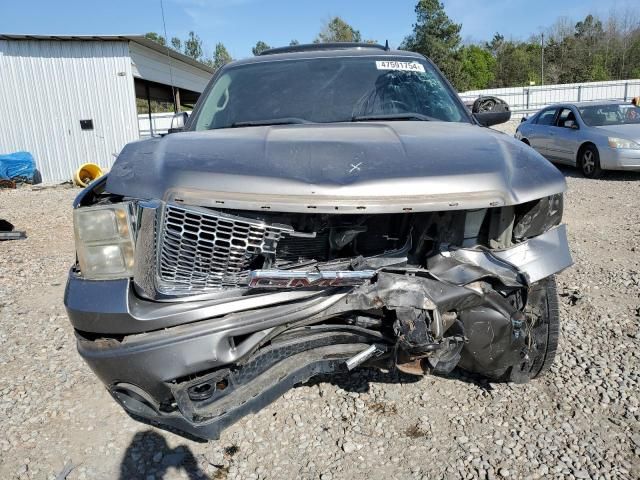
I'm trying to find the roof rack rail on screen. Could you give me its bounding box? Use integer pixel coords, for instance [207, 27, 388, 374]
[259, 42, 390, 56]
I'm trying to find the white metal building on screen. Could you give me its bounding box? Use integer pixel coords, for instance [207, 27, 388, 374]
[0, 34, 214, 183]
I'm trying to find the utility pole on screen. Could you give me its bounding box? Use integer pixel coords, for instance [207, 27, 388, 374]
[541, 33, 545, 86]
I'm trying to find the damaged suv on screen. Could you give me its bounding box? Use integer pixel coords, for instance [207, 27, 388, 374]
[65, 43, 572, 440]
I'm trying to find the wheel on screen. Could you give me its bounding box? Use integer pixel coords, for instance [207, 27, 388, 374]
[509, 276, 560, 382]
[579, 145, 604, 178]
[32, 168, 42, 185]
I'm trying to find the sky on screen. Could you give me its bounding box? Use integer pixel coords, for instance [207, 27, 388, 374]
[0, 0, 628, 60]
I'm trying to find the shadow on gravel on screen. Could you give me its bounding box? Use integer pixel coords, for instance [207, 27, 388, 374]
[302, 366, 495, 394]
[556, 165, 640, 182]
[118, 430, 207, 480]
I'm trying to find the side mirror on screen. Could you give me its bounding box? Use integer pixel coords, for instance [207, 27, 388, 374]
[168, 112, 189, 134]
[471, 96, 512, 127]
[564, 119, 578, 129]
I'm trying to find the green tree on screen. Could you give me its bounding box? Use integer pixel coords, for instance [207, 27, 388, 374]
[171, 37, 182, 51]
[459, 45, 496, 90]
[289, 39, 300, 46]
[184, 31, 203, 60]
[315, 17, 362, 43]
[252, 41, 271, 56]
[493, 40, 541, 86]
[213, 42, 232, 70]
[144, 32, 166, 46]
[401, 0, 464, 88]
[590, 54, 610, 81]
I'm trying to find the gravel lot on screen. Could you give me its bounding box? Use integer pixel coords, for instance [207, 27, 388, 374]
[1, 133, 639, 479]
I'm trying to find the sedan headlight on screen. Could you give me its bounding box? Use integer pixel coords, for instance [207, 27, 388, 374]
[73, 202, 135, 279]
[608, 137, 640, 149]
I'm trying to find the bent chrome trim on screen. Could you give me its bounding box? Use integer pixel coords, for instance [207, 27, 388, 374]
[249, 270, 376, 289]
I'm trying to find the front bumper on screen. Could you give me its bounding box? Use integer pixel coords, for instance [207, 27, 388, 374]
[66, 225, 572, 440]
[600, 147, 640, 171]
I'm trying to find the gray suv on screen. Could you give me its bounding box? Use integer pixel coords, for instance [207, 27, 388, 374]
[65, 43, 572, 440]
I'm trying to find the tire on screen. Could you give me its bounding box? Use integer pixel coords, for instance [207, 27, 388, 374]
[510, 276, 560, 382]
[32, 168, 43, 185]
[579, 144, 604, 179]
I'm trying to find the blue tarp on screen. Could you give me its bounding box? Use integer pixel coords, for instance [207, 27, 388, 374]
[0, 151, 36, 182]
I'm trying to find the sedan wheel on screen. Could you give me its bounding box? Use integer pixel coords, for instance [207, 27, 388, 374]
[580, 145, 603, 179]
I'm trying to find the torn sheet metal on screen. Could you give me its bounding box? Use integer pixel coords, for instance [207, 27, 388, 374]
[491, 224, 572, 283]
[446, 225, 572, 285]
[429, 250, 525, 287]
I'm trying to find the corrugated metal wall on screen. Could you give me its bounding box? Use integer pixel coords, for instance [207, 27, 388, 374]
[129, 42, 211, 93]
[0, 40, 139, 183]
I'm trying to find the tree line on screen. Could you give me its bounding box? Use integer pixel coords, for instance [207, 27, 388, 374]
[145, 0, 640, 91]
[144, 17, 367, 70]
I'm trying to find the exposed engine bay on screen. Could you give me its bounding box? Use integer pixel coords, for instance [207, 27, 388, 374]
[67, 183, 570, 440]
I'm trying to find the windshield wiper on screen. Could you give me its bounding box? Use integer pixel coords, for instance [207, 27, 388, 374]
[229, 117, 313, 128]
[351, 113, 436, 122]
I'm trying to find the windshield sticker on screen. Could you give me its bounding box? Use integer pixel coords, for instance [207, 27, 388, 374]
[376, 61, 425, 73]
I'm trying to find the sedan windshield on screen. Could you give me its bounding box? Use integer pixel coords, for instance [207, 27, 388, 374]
[193, 57, 470, 130]
[579, 104, 640, 126]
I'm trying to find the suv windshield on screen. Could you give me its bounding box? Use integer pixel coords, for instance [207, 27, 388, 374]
[579, 104, 640, 126]
[193, 56, 470, 130]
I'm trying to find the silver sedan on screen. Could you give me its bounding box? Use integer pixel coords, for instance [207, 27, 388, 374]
[515, 101, 640, 178]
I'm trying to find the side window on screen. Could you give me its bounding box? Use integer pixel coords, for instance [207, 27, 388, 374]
[536, 109, 557, 126]
[555, 108, 576, 127]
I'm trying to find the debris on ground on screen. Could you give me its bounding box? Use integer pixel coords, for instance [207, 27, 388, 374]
[0, 219, 26, 241]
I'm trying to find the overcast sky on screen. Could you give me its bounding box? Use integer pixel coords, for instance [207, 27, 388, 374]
[0, 0, 629, 59]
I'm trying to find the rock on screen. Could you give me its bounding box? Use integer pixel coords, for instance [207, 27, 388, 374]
[342, 442, 357, 454]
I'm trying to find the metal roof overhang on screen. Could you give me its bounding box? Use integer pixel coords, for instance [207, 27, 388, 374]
[0, 34, 215, 75]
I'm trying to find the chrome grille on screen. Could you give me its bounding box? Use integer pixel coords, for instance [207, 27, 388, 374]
[157, 204, 292, 294]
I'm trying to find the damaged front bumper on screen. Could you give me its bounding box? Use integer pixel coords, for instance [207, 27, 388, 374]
[65, 225, 572, 440]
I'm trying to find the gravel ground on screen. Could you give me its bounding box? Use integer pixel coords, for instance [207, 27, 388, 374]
[1, 138, 639, 479]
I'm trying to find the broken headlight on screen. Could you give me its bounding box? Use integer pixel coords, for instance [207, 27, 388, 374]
[513, 194, 563, 242]
[73, 202, 135, 280]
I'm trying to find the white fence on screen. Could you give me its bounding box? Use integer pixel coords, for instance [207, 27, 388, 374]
[137, 79, 640, 134]
[459, 79, 640, 118]
[138, 111, 192, 137]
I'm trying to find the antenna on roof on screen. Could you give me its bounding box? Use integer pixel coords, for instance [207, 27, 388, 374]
[160, 0, 178, 113]
[384, 40, 390, 51]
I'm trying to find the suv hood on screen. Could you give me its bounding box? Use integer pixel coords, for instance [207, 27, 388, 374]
[107, 122, 566, 213]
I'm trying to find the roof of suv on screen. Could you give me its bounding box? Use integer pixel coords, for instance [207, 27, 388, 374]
[229, 44, 425, 67]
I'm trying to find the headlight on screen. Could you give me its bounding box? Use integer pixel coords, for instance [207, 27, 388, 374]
[73, 202, 135, 279]
[608, 137, 640, 149]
